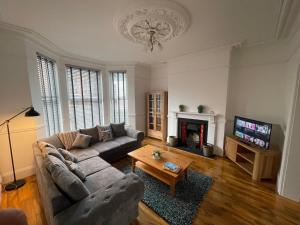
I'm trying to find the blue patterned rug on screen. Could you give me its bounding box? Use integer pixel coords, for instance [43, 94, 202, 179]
[121, 165, 213, 225]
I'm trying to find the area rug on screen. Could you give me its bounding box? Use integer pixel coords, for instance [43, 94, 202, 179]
[121, 165, 213, 225]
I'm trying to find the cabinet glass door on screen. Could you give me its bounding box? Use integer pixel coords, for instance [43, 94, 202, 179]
[155, 94, 161, 131]
[148, 94, 154, 130]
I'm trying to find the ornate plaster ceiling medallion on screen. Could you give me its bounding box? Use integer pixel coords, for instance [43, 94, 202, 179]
[115, 0, 191, 52]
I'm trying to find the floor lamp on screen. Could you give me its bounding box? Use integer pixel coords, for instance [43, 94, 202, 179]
[0, 106, 40, 191]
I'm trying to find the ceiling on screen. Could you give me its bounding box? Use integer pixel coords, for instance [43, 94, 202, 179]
[0, 0, 283, 63]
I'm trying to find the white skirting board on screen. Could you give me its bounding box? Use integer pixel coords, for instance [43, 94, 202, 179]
[1, 165, 35, 184]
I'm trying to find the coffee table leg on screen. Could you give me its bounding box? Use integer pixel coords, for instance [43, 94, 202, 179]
[170, 181, 176, 196]
[185, 170, 188, 181]
[131, 158, 136, 172]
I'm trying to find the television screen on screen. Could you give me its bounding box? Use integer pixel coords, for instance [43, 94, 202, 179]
[233, 116, 272, 149]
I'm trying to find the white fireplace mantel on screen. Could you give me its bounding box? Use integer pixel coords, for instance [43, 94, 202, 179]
[168, 111, 217, 145]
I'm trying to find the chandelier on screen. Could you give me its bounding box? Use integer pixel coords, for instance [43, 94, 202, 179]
[131, 20, 171, 52]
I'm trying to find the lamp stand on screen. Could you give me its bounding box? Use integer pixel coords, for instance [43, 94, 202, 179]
[0, 106, 40, 191]
[4, 120, 26, 191]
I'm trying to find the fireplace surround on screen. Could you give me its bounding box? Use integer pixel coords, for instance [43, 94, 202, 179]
[168, 111, 217, 156]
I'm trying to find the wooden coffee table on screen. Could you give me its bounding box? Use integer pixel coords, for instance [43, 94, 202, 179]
[128, 145, 193, 196]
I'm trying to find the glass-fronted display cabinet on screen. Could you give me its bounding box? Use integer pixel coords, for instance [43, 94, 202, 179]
[146, 91, 168, 141]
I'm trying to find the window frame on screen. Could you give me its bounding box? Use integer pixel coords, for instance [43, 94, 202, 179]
[66, 65, 104, 130]
[109, 71, 128, 124]
[36, 53, 62, 136]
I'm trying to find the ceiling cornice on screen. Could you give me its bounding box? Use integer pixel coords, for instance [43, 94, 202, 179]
[275, 0, 300, 39]
[0, 21, 109, 66]
[0, 21, 65, 54]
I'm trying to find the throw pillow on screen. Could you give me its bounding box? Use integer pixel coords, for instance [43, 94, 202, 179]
[101, 130, 113, 142]
[65, 160, 86, 181]
[71, 134, 92, 149]
[57, 131, 78, 150]
[58, 148, 78, 163]
[79, 127, 99, 145]
[44, 155, 90, 201]
[97, 125, 113, 142]
[110, 122, 126, 137]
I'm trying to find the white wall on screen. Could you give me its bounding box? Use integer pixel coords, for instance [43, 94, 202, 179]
[135, 64, 150, 132]
[167, 47, 232, 155]
[0, 28, 39, 183]
[150, 63, 168, 91]
[226, 42, 293, 150]
[278, 58, 300, 202]
[277, 27, 300, 202]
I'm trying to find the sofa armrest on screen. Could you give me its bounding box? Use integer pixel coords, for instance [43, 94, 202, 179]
[54, 173, 144, 225]
[126, 128, 144, 145]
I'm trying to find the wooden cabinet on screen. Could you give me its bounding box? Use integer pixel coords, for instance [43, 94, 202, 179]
[146, 91, 168, 142]
[225, 136, 280, 181]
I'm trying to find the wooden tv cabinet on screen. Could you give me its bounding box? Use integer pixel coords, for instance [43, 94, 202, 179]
[225, 136, 280, 181]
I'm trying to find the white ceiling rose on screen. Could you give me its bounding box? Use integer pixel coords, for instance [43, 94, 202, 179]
[114, 0, 191, 52]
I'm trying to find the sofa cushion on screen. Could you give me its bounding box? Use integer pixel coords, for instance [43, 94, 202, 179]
[57, 148, 78, 162]
[45, 147, 65, 162]
[84, 167, 125, 193]
[71, 134, 92, 149]
[57, 131, 78, 150]
[97, 125, 113, 142]
[114, 136, 137, 149]
[77, 157, 111, 176]
[69, 148, 99, 162]
[44, 155, 90, 201]
[65, 160, 86, 181]
[110, 122, 126, 138]
[38, 135, 64, 149]
[79, 127, 99, 145]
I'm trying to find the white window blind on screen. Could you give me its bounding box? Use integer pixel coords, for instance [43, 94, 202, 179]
[66, 66, 103, 130]
[110, 71, 128, 124]
[37, 54, 62, 136]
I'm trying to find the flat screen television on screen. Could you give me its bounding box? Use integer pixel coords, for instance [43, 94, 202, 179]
[233, 116, 272, 150]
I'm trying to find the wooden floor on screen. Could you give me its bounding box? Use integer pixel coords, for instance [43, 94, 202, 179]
[1, 138, 300, 225]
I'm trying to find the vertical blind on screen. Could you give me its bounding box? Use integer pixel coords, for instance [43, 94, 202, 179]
[66, 66, 103, 130]
[110, 71, 128, 124]
[37, 54, 62, 136]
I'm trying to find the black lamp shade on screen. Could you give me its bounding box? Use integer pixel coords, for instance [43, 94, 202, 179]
[25, 107, 40, 117]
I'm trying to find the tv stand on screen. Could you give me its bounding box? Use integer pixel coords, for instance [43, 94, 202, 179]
[225, 136, 280, 181]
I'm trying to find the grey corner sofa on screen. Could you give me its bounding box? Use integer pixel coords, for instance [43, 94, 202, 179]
[33, 126, 145, 225]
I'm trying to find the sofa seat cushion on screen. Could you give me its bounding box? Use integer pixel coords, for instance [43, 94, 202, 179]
[114, 136, 137, 149]
[77, 157, 111, 176]
[92, 141, 121, 153]
[84, 167, 125, 193]
[92, 141, 122, 162]
[69, 148, 99, 162]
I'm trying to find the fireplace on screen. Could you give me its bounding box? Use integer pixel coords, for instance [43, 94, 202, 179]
[177, 118, 208, 155]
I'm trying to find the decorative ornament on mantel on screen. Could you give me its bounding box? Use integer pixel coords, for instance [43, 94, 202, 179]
[179, 104, 185, 112]
[197, 105, 204, 113]
[114, 0, 191, 52]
